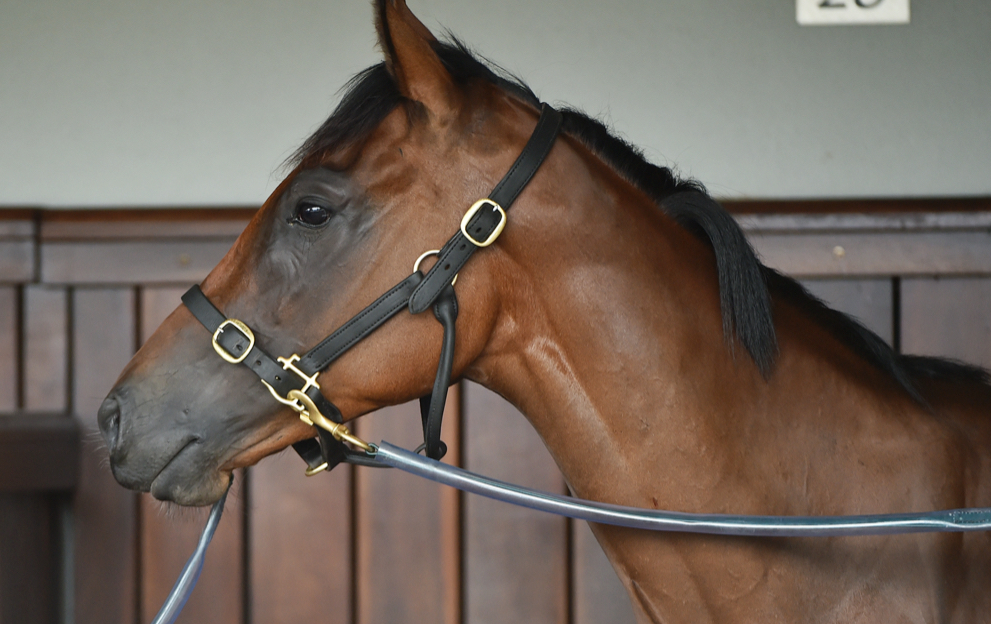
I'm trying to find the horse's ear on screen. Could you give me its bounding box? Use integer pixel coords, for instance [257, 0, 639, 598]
[375, 0, 459, 121]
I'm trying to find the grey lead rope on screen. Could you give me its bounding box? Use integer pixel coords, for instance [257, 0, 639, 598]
[150, 480, 230, 624]
[370, 441, 991, 537]
[154, 440, 991, 624]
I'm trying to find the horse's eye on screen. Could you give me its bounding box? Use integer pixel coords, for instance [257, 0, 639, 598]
[294, 202, 332, 228]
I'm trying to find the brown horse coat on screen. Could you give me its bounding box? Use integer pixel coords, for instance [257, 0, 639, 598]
[99, 2, 991, 621]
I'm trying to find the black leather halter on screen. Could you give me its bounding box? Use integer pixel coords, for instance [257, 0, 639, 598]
[182, 104, 563, 475]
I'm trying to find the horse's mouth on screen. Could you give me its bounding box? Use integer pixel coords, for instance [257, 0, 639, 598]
[109, 432, 228, 506]
[147, 437, 198, 495]
[145, 438, 232, 506]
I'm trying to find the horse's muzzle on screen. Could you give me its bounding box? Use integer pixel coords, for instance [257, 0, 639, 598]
[97, 395, 122, 456]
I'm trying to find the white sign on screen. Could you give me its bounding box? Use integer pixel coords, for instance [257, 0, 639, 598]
[797, 0, 910, 25]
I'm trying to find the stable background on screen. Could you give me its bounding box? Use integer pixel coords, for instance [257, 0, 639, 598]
[1, 1, 989, 624]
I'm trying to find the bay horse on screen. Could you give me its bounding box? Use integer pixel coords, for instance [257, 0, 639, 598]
[98, 1, 991, 621]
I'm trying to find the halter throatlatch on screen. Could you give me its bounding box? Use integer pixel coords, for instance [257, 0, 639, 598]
[181, 104, 563, 474]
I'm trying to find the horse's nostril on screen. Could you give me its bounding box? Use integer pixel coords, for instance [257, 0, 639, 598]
[97, 396, 121, 452]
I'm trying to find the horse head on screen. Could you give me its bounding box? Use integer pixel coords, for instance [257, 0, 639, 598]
[99, 0, 560, 505]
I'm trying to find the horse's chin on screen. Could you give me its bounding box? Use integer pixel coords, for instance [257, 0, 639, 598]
[148, 462, 232, 507]
[108, 432, 232, 507]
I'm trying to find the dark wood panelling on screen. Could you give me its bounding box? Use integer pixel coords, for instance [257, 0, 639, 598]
[0, 493, 59, 624]
[0, 212, 35, 285]
[40, 209, 252, 241]
[726, 197, 991, 215]
[23, 286, 68, 413]
[138, 287, 244, 624]
[800, 279, 893, 344]
[0, 415, 77, 492]
[139, 495, 244, 624]
[572, 520, 634, 624]
[0, 207, 987, 624]
[0, 241, 34, 284]
[140, 286, 188, 342]
[463, 382, 568, 624]
[355, 392, 461, 624]
[750, 230, 991, 277]
[249, 451, 353, 624]
[0, 213, 35, 236]
[42, 241, 237, 285]
[901, 278, 991, 367]
[0, 288, 16, 412]
[0, 213, 34, 284]
[71, 288, 138, 624]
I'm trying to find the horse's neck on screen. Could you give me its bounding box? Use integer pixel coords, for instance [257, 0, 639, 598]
[464, 139, 912, 512]
[462, 137, 987, 621]
[465, 143, 764, 508]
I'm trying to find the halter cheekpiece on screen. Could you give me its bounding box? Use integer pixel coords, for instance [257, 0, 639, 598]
[182, 104, 563, 475]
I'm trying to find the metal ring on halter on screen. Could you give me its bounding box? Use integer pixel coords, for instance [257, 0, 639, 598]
[413, 250, 457, 285]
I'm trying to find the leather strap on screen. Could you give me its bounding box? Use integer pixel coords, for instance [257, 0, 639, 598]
[298, 273, 423, 375]
[183, 285, 369, 469]
[408, 104, 562, 314]
[182, 286, 306, 404]
[181, 104, 562, 473]
[418, 284, 458, 459]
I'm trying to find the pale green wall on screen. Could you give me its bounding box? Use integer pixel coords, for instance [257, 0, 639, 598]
[1, 0, 988, 207]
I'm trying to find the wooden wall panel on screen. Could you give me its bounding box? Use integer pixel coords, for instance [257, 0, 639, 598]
[23, 286, 68, 413]
[901, 278, 991, 367]
[0, 215, 34, 284]
[354, 392, 461, 624]
[138, 286, 244, 624]
[42, 241, 235, 285]
[0, 288, 17, 413]
[139, 499, 244, 624]
[800, 278, 893, 345]
[744, 216, 991, 277]
[462, 382, 567, 624]
[0, 493, 59, 624]
[571, 520, 635, 624]
[140, 286, 187, 339]
[0, 241, 35, 284]
[72, 288, 138, 624]
[0, 207, 987, 624]
[250, 451, 353, 624]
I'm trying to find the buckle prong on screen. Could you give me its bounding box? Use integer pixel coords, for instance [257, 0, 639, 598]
[461, 199, 506, 247]
[212, 319, 255, 364]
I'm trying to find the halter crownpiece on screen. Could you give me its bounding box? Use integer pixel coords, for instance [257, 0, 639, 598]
[182, 104, 563, 474]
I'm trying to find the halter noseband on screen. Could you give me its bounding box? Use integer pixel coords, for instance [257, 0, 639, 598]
[181, 104, 563, 475]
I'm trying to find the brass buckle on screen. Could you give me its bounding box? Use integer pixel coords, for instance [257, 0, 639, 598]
[212, 319, 255, 364]
[461, 199, 506, 247]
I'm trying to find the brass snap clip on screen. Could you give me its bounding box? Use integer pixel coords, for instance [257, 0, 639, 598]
[288, 389, 373, 453]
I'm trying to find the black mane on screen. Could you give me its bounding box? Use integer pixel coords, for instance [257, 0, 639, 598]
[292, 39, 990, 396]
